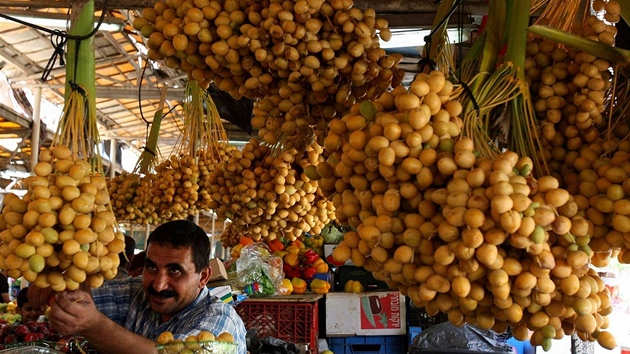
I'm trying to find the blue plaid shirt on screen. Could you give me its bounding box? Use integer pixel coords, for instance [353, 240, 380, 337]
[93, 277, 247, 354]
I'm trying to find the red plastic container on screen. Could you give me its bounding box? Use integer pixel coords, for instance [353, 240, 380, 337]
[236, 295, 321, 353]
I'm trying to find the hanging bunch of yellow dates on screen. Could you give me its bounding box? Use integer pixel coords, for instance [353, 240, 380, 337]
[0, 85, 124, 291]
[108, 89, 168, 226]
[326, 74, 617, 351]
[134, 0, 404, 148]
[207, 139, 335, 242]
[526, 1, 630, 265]
[149, 81, 236, 221]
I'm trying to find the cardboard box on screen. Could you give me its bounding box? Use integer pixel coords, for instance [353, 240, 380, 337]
[326, 291, 406, 336]
[208, 258, 228, 281]
[208, 285, 233, 304]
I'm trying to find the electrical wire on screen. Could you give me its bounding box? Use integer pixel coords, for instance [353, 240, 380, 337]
[0, 0, 112, 81]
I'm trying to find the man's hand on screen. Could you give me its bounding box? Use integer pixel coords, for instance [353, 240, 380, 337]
[48, 290, 104, 336]
[47, 290, 159, 354]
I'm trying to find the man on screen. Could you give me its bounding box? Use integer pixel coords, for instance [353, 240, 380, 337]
[127, 250, 146, 278]
[114, 235, 136, 279]
[17, 287, 43, 323]
[0, 270, 9, 303]
[30, 220, 247, 354]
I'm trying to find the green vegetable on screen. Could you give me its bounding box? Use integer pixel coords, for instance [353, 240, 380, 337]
[320, 222, 345, 244]
[248, 269, 276, 297]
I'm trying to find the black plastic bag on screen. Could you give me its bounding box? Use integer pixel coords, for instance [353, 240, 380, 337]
[409, 322, 515, 353]
[246, 329, 263, 354]
[260, 336, 299, 354]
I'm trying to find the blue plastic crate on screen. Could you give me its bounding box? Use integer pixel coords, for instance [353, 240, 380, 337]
[328, 335, 406, 354]
[408, 327, 422, 346]
[507, 337, 535, 354]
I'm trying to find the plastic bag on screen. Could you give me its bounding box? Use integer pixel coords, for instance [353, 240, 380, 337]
[260, 337, 299, 354]
[245, 331, 299, 354]
[246, 329, 263, 354]
[236, 243, 283, 297]
[409, 322, 515, 353]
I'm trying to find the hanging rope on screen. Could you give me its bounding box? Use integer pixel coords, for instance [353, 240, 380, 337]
[137, 59, 152, 125]
[41, 30, 67, 81]
[71, 37, 83, 85]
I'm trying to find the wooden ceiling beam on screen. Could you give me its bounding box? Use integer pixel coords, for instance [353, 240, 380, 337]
[10, 82, 186, 101]
[354, 0, 488, 15]
[0, 1, 486, 34]
[0, 1, 152, 10]
[379, 13, 478, 29]
[2, 0, 489, 14]
[380, 13, 435, 28]
[0, 1, 486, 31]
[0, 105, 34, 130]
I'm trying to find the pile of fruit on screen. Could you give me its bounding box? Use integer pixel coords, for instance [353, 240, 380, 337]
[284, 275, 330, 295]
[0, 313, 20, 325]
[319, 71, 462, 228]
[0, 300, 19, 324]
[133, 0, 398, 98]
[0, 146, 125, 291]
[0, 321, 93, 353]
[277, 239, 328, 282]
[156, 330, 236, 354]
[232, 236, 332, 295]
[0, 302, 16, 315]
[299, 232, 325, 256]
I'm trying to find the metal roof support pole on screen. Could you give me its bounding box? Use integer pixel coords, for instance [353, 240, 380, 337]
[109, 138, 116, 178]
[210, 211, 216, 259]
[30, 87, 42, 167]
[221, 221, 228, 260]
[145, 224, 150, 250]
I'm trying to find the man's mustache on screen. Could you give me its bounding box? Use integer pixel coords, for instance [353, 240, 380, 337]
[147, 287, 177, 299]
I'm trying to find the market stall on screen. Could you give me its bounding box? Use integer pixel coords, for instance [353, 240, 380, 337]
[0, 0, 629, 353]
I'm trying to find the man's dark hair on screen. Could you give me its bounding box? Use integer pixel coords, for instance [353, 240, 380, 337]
[147, 220, 210, 272]
[17, 287, 29, 308]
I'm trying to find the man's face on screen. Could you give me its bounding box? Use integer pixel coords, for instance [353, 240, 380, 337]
[19, 302, 42, 323]
[142, 243, 211, 322]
